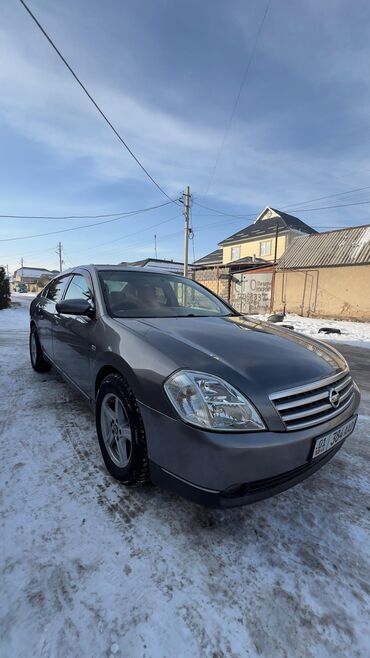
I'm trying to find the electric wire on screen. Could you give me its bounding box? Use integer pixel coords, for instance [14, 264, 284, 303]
[202, 0, 272, 198]
[0, 200, 173, 220]
[0, 204, 176, 243]
[279, 185, 370, 210]
[18, 0, 177, 204]
[188, 197, 196, 263]
[193, 197, 370, 221]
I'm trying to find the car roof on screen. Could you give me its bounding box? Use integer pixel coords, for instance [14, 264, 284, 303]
[82, 264, 182, 275]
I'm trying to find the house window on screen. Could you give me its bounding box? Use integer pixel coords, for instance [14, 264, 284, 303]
[260, 240, 272, 257]
[231, 246, 241, 261]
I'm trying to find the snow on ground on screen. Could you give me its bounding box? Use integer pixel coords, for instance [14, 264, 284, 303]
[1, 298, 370, 658]
[9, 291, 38, 299]
[252, 313, 370, 349]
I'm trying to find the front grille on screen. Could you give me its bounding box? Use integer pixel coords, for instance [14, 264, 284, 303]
[270, 369, 354, 431]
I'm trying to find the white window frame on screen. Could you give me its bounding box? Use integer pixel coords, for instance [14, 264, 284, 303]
[260, 240, 272, 257]
[231, 246, 241, 261]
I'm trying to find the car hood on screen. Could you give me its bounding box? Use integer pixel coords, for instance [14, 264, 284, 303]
[114, 314, 347, 395]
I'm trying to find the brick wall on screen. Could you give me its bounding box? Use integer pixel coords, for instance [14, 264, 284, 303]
[192, 266, 230, 302]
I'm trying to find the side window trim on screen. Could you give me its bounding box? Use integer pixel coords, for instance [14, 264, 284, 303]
[62, 272, 95, 305]
[45, 275, 72, 303]
[62, 273, 77, 301]
[42, 281, 51, 298]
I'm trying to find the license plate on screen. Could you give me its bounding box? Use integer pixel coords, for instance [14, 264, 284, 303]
[312, 416, 357, 460]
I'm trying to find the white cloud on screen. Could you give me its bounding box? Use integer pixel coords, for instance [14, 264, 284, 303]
[1, 0, 370, 219]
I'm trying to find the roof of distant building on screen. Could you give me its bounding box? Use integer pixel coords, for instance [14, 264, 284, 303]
[228, 256, 272, 268]
[219, 207, 316, 246]
[14, 267, 52, 278]
[193, 249, 223, 267]
[120, 257, 190, 273]
[277, 224, 370, 269]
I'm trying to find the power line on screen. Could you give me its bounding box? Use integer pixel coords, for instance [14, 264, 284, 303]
[288, 199, 370, 213]
[189, 202, 196, 264]
[193, 197, 370, 221]
[0, 200, 173, 220]
[279, 185, 370, 210]
[0, 203, 175, 242]
[18, 0, 177, 204]
[202, 0, 272, 198]
[2, 215, 181, 264]
[95, 213, 181, 249]
[193, 201, 248, 219]
[191, 216, 370, 234]
[62, 247, 75, 268]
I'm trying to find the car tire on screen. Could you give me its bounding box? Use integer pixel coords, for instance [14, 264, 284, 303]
[29, 325, 51, 373]
[96, 373, 149, 486]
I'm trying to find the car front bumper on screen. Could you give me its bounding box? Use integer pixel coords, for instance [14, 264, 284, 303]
[138, 388, 360, 507]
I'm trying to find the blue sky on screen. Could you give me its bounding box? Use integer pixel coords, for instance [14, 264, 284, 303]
[1, 0, 370, 273]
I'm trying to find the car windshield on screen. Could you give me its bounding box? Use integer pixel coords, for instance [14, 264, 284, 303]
[99, 270, 235, 318]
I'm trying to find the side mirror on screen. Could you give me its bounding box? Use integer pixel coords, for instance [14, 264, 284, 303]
[56, 298, 94, 317]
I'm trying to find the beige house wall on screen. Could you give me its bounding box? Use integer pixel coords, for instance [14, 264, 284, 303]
[273, 264, 370, 321]
[222, 234, 287, 265]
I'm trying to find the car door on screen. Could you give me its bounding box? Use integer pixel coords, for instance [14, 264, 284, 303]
[35, 275, 72, 359]
[52, 272, 95, 396]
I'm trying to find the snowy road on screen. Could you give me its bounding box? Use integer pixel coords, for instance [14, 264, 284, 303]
[1, 297, 370, 658]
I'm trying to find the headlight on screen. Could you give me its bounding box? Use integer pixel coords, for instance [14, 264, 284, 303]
[164, 370, 265, 432]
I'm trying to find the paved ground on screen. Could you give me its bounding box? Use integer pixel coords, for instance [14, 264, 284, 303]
[1, 296, 369, 658]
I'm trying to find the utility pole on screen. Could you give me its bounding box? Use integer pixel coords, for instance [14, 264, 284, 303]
[183, 185, 191, 277]
[57, 242, 63, 272]
[20, 257, 24, 283]
[154, 234, 158, 259]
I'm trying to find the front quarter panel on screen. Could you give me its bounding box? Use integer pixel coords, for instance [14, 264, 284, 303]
[90, 318, 181, 411]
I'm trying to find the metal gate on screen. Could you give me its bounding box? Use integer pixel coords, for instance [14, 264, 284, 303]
[230, 272, 272, 314]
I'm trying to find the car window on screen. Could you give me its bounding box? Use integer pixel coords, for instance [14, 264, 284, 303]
[45, 276, 71, 303]
[98, 270, 235, 318]
[64, 274, 93, 302]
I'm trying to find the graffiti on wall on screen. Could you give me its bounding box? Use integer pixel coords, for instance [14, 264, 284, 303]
[231, 272, 272, 313]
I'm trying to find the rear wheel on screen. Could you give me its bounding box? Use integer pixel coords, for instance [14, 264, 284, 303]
[96, 373, 149, 485]
[29, 325, 51, 373]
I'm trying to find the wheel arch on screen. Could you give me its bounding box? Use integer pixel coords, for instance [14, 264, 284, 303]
[94, 356, 140, 400]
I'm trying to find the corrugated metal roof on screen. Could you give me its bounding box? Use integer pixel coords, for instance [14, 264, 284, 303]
[277, 225, 370, 269]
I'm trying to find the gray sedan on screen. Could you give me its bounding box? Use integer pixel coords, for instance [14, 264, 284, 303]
[29, 265, 360, 507]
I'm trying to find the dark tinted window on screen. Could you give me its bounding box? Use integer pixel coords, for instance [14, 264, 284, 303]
[45, 276, 71, 303]
[98, 270, 233, 318]
[64, 274, 93, 302]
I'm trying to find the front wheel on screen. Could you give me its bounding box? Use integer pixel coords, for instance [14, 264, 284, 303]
[96, 373, 149, 485]
[29, 325, 51, 373]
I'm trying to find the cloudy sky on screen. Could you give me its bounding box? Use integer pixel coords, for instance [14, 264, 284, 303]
[1, 0, 370, 273]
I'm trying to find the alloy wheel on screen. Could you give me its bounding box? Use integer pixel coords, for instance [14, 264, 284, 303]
[100, 393, 133, 468]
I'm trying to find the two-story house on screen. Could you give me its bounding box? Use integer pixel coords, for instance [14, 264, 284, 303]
[219, 207, 316, 264]
[193, 207, 316, 313]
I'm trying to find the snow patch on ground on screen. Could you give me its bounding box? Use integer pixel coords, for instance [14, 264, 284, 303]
[11, 292, 37, 298]
[0, 305, 31, 330]
[252, 313, 370, 349]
